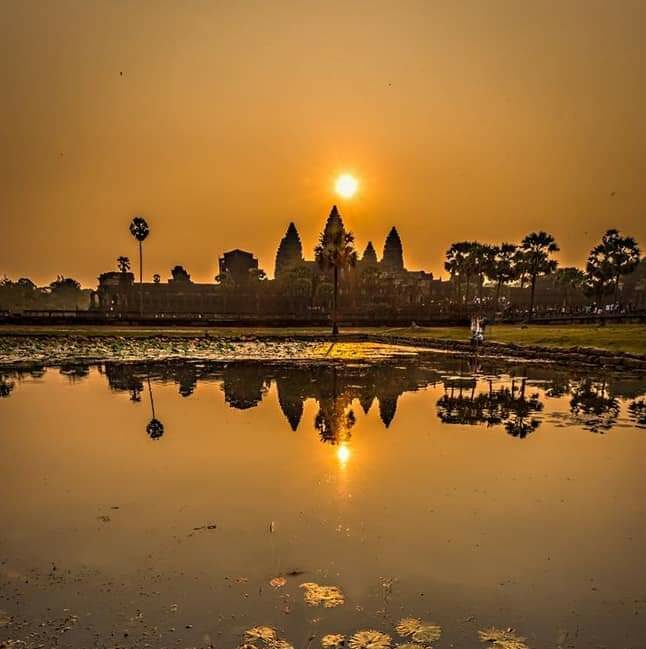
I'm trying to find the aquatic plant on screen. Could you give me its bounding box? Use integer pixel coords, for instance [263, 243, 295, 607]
[395, 619, 422, 638]
[411, 625, 441, 644]
[244, 627, 278, 643]
[299, 582, 345, 608]
[270, 576, 287, 588]
[478, 627, 528, 649]
[266, 640, 295, 649]
[348, 630, 392, 649]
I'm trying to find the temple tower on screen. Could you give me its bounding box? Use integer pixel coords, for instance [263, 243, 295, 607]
[322, 205, 345, 240]
[362, 241, 378, 265]
[275, 222, 304, 278]
[382, 227, 404, 272]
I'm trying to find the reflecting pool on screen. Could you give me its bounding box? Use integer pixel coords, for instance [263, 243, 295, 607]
[1, 354, 645, 648]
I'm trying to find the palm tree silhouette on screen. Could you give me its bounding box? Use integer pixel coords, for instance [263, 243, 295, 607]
[314, 206, 357, 335]
[486, 243, 518, 306]
[117, 256, 131, 273]
[129, 216, 150, 315]
[444, 242, 466, 304]
[554, 267, 585, 310]
[588, 229, 640, 305]
[145, 377, 164, 440]
[519, 231, 559, 319]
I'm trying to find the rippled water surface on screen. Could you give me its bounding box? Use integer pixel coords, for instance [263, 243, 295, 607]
[1, 354, 645, 649]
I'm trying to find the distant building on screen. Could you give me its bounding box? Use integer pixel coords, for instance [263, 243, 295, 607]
[218, 249, 259, 285]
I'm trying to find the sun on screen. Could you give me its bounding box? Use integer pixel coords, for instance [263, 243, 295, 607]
[335, 174, 358, 199]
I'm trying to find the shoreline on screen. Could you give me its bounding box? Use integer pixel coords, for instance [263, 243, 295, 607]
[0, 328, 645, 372]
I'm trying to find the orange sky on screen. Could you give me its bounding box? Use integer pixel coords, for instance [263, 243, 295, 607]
[1, 0, 645, 286]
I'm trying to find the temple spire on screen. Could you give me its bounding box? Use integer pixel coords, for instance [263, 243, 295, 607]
[362, 241, 378, 265]
[275, 222, 304, 278]
[323, 205, 345, 239]
[382, 226, 404, 271]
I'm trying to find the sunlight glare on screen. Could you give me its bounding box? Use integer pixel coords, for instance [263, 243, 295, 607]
[335, 174, 358, 199]
[337, 442, 351, 467]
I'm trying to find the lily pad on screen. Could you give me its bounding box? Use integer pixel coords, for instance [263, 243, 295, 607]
[411, 625, 441, 644]
[244, 627, 278, 643]
[395, 618, 422, 638]
[478, 627, 528, 649]
[299, 582, 345, 608]
[349, 630, 392, 649]
[321, 634, 346, 648]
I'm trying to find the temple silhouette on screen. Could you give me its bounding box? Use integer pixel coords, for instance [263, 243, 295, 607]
[94, 206, 447, 317]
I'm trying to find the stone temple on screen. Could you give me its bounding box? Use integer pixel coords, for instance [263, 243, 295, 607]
[95, 205, 446, 318]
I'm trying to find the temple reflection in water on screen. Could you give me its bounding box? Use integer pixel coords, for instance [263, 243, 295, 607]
[3, 356, 644, 444]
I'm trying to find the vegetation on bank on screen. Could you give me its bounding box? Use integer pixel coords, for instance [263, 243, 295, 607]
[1, 323, 644, 356]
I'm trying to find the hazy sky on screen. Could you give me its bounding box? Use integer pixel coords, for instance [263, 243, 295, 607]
[1, 0, 645, 286]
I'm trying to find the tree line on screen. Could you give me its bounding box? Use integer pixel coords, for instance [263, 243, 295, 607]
[0, 275, 88, 311]
[444, 229, 641, 317]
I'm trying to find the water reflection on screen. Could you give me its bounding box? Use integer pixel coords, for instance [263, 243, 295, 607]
[1, 358, 644, 441]
[145, 377, 165, 440]
[0, 375, 15, 397]
[437, 377, 543, 438]
[569, 379, 620, 433]
[628, 399, 646, 428]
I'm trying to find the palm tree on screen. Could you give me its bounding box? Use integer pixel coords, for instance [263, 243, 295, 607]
[129, 216, 150, 315]
[314, 206, 357, 335]
[486, 243, 518, 306]
[591, 229, 641, 305]
[554, 267, 585, 310]
[444, 241, 478, 304]
[520, 231, 559, 319]
[473, 243, 494, 302]
[445, 242, 466, 303]
[117, 256, 131, 273]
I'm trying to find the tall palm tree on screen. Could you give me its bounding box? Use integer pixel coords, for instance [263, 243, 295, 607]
[520, 231, 559, 319]
[444, 243, 466, 303]
[314, 206, 357, 335]
[486, 243, 518, 306]
[591, 229, 641, 305]
[472, 243, 494, 302]
[129, 216, 150, 315]
[117, 256, 131, 273]
[444, 241, 475, 304]
[554, 267, 585, 310]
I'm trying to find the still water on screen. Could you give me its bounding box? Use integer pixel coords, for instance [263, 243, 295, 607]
[1, 353, 645, 649]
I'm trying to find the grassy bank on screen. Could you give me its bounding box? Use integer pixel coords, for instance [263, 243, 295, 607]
[378, 324, 646, 356]
[1, 323, 645, 356]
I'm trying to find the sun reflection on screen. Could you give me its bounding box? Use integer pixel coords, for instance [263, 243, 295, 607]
[336, 442, 351, 467]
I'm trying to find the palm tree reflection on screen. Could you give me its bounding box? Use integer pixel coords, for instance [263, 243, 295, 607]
[569, 379, 619, 433]
[314, 367, 356, 447]
[437, 377, 543, 438]
[628, 399, 646, 428]
[0, 375, 15, 398]
[145, 377, 165, 440]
